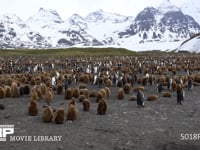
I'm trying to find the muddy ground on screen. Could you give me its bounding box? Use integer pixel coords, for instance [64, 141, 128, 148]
[1, 80, 200, 150]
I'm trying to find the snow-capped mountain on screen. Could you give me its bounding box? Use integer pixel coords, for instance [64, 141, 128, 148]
[67, 14, 87, 29]
[118, 1, 200, 50]
[85, 9, 133, 45]
[0, 13, 50, 48]
[28, 8, 63, 24]
[0, 0, 200, 51]
[85, 9, 133, 23]
[0, 8, 134, 48]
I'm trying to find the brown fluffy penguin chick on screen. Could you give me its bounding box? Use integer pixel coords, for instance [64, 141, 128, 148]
[147, 95, 158, 101]
[123, 83, 131, 94]
[117, 88, 125, 100]
[82, 99, 90, 111]
[69, 97, 77, 107]
[53, 108, 65, 124]
[104, 87, 111, 98]
[66, 104, 77, 121]
[45, 89, 53, 105]
[4, 86, 12, 97]
[79, 94, 87, 102]
[72, 87, 80, 99]
[96, 91, 104, 103]
[28, 100, 38, 116]
[30, 88, 39, 102]
[11, 82, 20, 98]
[97, 99, 107, 115]
[42, 105, 54, 123]
[0, 86, 5, 99]
[56, 83, 63, 95]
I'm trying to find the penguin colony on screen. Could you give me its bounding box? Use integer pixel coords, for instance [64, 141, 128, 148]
[0, 54, 199, 124]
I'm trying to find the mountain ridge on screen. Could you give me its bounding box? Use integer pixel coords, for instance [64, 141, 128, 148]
[0, 0, 199, 51]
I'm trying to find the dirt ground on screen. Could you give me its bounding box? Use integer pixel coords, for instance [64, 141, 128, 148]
[1, 78, 200, 150]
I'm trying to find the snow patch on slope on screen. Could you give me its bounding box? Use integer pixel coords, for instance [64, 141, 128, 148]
[176, 35, 200, 53]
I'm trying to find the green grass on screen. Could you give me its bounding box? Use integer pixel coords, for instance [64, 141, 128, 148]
[0, 47, 134, 58]
[0, 47, 170, 58]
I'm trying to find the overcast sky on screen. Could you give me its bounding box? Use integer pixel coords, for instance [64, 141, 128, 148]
[0, 0, 188, 20]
